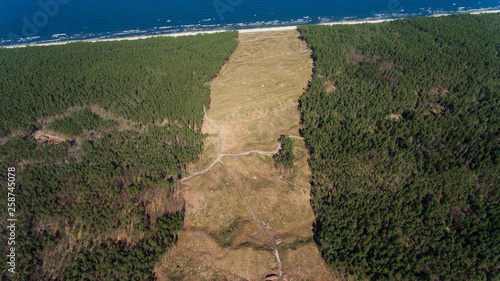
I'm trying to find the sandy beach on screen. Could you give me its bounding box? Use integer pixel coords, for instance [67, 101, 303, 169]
[2, 9, 499, 49]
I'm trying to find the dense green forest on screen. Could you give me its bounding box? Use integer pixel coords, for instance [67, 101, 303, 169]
[273, 135, 296, 170]
[0, 32, 238, 280]
[0, 31, 238, 135]
[298, 14, 499, 280]
[48, 109, 117, 137]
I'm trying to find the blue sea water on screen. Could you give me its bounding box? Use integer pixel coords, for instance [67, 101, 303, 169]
[1, 0, 499, 46]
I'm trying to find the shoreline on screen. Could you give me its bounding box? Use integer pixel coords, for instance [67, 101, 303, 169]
[2, 9, 499, 49]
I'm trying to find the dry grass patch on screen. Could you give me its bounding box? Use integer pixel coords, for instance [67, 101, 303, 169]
[387, 113, 402, 120]
[280, 244, 340, 281]
[207, 30, 312, 154]
[221, 154, 313, 232]
[159, 30, 335, 280]
[33, 104, 140, 136]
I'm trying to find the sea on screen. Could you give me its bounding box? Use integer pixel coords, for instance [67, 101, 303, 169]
[1, 0, 499, 46]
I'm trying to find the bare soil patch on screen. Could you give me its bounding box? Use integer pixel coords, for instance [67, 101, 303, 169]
[158, 30, 337, 280]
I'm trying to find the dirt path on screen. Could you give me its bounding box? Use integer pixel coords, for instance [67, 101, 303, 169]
[180, 106, 304, 183]
[157, 30, 336, 281]
[180, 107, 284, 278]
[220, 162, 283, 279]
[179, 107, 282, 183]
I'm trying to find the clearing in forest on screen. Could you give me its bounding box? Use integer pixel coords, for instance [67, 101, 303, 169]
[155, 30, 337, 281]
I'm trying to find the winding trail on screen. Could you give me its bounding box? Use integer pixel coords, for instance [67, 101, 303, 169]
[180, 107, 288, 182]
[180, 106, 285, 279]
[220, 162, 283, 280]
[171, 30, 323, 281]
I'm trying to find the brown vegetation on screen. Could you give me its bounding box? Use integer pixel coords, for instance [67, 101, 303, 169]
[157, 30, 336, 281]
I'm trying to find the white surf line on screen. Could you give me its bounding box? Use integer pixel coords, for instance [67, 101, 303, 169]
[4, 9, 499, 49]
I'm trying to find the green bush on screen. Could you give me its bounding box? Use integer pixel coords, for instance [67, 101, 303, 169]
[273, 135, 295, 169]
[48, 109, 116, 136]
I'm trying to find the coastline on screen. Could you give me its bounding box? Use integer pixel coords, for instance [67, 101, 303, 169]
[2, 9, 499, 49]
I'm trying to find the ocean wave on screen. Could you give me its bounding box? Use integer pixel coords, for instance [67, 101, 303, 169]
[52, 33, 68, 38]
[1, 6, 499, 48]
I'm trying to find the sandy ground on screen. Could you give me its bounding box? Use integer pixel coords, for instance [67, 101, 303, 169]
[154, 30, 338, 281]
[2, 9, 498, 49]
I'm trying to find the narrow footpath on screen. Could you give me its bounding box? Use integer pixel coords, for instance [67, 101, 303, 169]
[157, 30, 334, 281]
[180, 107, 299, 279]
